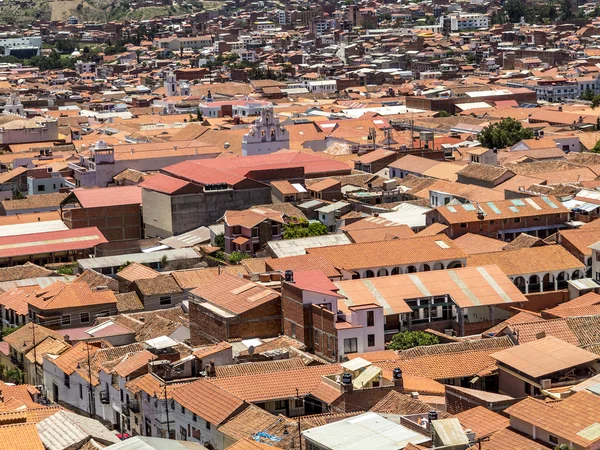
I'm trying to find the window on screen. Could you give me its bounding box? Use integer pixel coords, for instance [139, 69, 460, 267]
[548, 435, 559, 445]
[232, 226, 241, 235]
[120, 390, 124, 402]
[343, 338, 358, 354]
[79, 384, 83, 399]
[514, 217, 521, 223]
[294, 398, 303, 408]
[64, 373, 70, 388]
[192, 427, 201, 440]
[367, 310, 374, 327]
[205, 421, 211, 430]
[251, 227, 259, 237]
[61, 315, 71, 326]
[159, 296, 172, 305]
[192, 413, 197, 422]
[180, 426, 187, 441]
[290, 323, 296, 338]
[80, 312, 90, 323]
[37, 185, 45, 192]
[459, 223, 467, 228]
[367, 334, 375, 347]
[274, 400, 286, 410]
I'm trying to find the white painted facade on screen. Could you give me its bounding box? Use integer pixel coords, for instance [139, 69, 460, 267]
[241, 106, 290, 156]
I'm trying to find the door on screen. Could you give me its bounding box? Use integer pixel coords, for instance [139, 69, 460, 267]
[52, 383, 59, 403]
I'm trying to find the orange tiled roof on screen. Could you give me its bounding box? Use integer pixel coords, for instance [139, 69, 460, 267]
[171, 378, 245, 426]
[116, 263, 160, 283]
[217, 405, 278, 442]
[27, 282, 117, 311]
[455, 406, 509, 438]
[308, 235, 466, 271]
[505, 391, 600, 448]
[0, 423, 44, 450]
[208, 364, 342, 402]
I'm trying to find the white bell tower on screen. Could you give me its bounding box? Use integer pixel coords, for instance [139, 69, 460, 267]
[241, 106, 290, 157]
[165, 72, 178, 97]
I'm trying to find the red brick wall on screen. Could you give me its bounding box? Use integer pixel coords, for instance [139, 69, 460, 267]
[228, 298, 282, 339]
[282, 283, 309, 345]
[189, 301, 227, 345]
[311, 304, 337, 361]
[190, 298, 281, 345]
[523, 290, 569, 312]
[63, 204, 141, 241]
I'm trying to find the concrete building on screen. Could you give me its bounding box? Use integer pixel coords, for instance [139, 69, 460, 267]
[0, 117, 58, 145]
[0, 35, 42, 57]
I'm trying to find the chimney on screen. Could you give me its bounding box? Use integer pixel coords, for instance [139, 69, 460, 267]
[393, 367, 404, 391]
[342, 372, 353, 393]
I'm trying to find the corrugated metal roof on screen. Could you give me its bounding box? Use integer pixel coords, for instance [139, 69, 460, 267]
[78, 248, 198, 270]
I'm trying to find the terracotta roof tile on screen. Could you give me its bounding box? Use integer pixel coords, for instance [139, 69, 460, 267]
[171, 266, 248, 290]
[193, 342, 232, 360]
[190, 274, 279, 316]
[502, 319, 580, 346]
[344, 225, 415, 243]
[505, 391, 600, 448]
[502, 233, 546, 251]
[76, 269, 113, 289]
[115, 292, 144, 313]
[482, 427, 551, 450]
[0, 423, 44, 450]
[112, 350, 157, 378]
[308, 235, 466, 271]
[214, 359, 306, 378]
[491, 336, 598, 378]
[455, 406, 509, 438]
[559, 229, 600, 256]
[484, 310, 545, 335]
[217, 405, 278, 441]
[116, 263, 160, 283]
[225, 438, 277, 450]
[0, 263, 56, 282]
[467, 245, 584, 276]
[224, 208, 286, 228]
[27, 282, 117, 311]
[453, 233, 507, 255]
[133, 274, 183, 296]
[370, 391, 451, 417]
[208, 364, 341, 402]
[265, 254, 340, 279]
[171, 378, 245, 426]
[125, 373, 189, 397]
[3, 323, 63, 353]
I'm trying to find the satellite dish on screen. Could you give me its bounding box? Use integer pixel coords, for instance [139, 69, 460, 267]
[247, 345, 255, 357]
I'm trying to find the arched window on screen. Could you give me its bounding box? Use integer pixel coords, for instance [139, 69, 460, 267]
[365, 270, 375, 278]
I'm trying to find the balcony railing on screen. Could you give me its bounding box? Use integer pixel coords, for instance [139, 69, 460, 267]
[100, 390, 110, 405]
[127, 401, 140, 413]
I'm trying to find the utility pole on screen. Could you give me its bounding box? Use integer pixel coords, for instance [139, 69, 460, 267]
[296, 388, 302, 450]
[86, 343, 95, 417]
[31, 323, 39, 388]
[164, 382, 171, 439]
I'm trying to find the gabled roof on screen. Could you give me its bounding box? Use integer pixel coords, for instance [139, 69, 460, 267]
[505, 391, 600, 448]
[0, 423, 44, 450]
[27, 282, 117, 311]
[171, 378, 246, 426]
[455, 406, 509, 438]
[68, 186, 142, 208]
[491, 336, 598, 378]
[190, 274, 279, 316]
[3, 323, 64, 353]
[0, 227, 107, 259]
[116, 263, 160, 283]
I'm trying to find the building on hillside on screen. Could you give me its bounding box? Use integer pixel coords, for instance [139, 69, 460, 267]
[426, 196, 569, 241]
[189, 274, 281, 344]
[283, 265, 528, 344]
[223, 208, 286, 255]
[241, 106, 290, 156]
[60, 186, 143, 241]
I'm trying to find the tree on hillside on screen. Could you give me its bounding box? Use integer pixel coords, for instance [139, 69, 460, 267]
[479, 118, 534, 149]
[387, 331, 440, 350]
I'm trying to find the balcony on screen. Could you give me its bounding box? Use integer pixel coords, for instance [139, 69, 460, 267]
[100, 390, 110, 405]
[127, 401, 140, 413]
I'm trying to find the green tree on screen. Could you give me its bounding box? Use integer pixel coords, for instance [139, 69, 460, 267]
[118, 261, 133, 272]
[437, 110, 451, 117]
[228, 251, 250, 264]
[581, 89, 596, 101]
[560, 0, 574, 20]
[387, 331, 440, 350]
[1, 326, 22, 338]
[6, 367, 23, 384]
[478, 118, 534, 149]
[591, 95, 600, 109]
[591, 141, 600, 153]
[283, 219, 328, 239]
[214, 233, 225, 251]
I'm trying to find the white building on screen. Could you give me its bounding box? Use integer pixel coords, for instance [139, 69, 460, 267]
[444, 13, 489, 31]
[0, 35, 42, 57]
[241, 106, 290, 156]
[0, 117, 59, 145]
